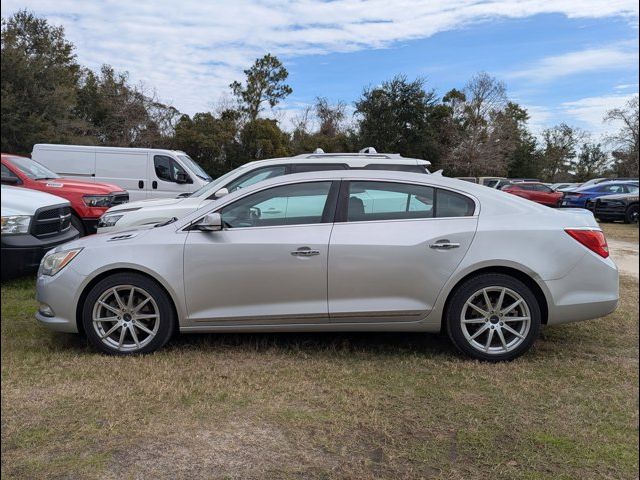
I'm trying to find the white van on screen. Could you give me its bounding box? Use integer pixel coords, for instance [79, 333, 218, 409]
[32, 144, 212, 201]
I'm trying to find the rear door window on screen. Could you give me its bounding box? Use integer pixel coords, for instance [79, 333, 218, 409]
[362, 164, 428, 173]
[292, 164, 347, 173]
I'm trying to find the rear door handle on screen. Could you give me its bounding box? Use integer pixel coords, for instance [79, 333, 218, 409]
[429, 241, 460, 250]
[291, 247, 320, 257]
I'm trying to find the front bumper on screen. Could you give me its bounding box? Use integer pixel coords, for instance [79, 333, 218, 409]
[1, 228, 79, 279]
[35, 264, 87, 333]
[594, 203, 626, 220]
[81, 218, 99, 234]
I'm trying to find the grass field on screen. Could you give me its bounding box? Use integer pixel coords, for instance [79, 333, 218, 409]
[1, 224, 638, 479]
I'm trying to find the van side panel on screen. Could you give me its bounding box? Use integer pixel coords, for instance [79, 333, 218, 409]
[33, 147, 96, 179]
[95, 152, 149, 201]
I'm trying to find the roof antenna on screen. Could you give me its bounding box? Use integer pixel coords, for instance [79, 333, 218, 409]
[313, 148, 325, 154]
[359, 147, 377, 154]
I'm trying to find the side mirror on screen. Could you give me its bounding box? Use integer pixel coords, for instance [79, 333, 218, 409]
[176, 172, 192, 184]
[196, 212, 222, 231]
[214, 188, 229, 199]
[1, 176, 20, 185]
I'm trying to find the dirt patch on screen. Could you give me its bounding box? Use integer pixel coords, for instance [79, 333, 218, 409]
[105, 419, 335, 479]
[608, 239, 639, 279]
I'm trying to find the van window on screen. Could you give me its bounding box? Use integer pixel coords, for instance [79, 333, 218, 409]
[154, 155, 188, 183]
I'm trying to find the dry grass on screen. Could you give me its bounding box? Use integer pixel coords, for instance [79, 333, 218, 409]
[1, 223, 638, 479]
[601, 222, 640, 243]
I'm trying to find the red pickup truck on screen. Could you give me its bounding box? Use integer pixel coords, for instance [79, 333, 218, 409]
[1, 153, 129, 235]
[501, 182, 563, 208]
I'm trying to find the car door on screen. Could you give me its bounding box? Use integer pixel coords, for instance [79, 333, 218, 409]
[148, 155, 193, 199]
[183, 180, 339, 325]
[328, 180, 478, 323]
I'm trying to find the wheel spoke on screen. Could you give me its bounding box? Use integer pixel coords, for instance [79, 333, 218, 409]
[112, 288, 126, 310]
[496, 327, 508, 351]
[466, 301, 489, 317]
[500, 298, 523, 316]
[482, 289, 493, 311]
[485, 328, 494, 351]
[502, 316, 530, 323]
[133, 320, 154, 336]
[133, 297, 151, 314]
[495, 288, 506, 312]
[93, 316, 119, 323]
[462, 318, 486, 324]
[135, 313, 158, 320]
[502, 324, 525, 339]
[100, 322, 121, 339]
[469, 323, 489, 340]
[98, 301, 120, 315]
[130, 324, 140, 348]
[127, 287, 136, 309]
[118, 325, 127, 350]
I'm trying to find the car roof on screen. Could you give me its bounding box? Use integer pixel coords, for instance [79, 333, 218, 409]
[578, 179, 638, 190]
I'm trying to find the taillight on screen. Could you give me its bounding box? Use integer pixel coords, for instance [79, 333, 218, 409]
[565, 229, 609, 258]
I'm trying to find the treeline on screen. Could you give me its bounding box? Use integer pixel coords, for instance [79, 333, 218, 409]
[2, 10, 638, 181]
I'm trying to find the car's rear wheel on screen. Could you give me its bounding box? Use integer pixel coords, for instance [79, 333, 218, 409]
[625, 204, 638, 224]
[446, 273, 541, 361]
[82, 273, 175, 355]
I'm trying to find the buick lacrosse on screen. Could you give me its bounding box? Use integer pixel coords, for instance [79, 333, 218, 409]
[36, 170, 619, 360]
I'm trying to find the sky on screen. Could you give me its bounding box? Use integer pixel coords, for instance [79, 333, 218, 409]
[1, 0, 638, 138]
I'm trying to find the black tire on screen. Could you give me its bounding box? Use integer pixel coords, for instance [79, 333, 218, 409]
[445, 273, 541, 361]
[625, 204, 639, 224]
[82, 272, 175, 355]
[70, 214, 85, 236]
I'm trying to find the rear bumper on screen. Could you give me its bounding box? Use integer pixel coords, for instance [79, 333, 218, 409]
[1, 229, 79, 279]
[545, 252, 619, 325]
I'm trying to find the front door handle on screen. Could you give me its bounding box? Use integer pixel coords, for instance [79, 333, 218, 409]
[291, 247, 320, 257]
[429, 241, 460, 250]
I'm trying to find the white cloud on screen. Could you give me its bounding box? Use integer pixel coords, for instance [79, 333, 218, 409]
[1, 0, 638, 114]
[561, 93, 638, 134]
[509, 44, 639, 82]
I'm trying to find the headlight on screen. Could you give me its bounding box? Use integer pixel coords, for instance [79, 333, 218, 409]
[83, 195, 114, 207]
[1, 215, 32, 235]
[40, 248, 82, 276]
[97, 214, 123, 228]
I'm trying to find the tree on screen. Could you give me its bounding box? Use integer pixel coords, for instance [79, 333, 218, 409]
[604, 96, 639, 177]
[355, 75, 439, 158]
[573, 142, 609, 182]
[539, 124, 584, 181]
[240, 118, 290, 160]
[75, 65, 179, 147]
[1, 10, 84, 153]
[441, 73, 512, 176]
[290, 97, 355, 154]
[230, 54, 292, 121]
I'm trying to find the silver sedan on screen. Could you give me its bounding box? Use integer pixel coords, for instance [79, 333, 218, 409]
[36, 170, 619, 360]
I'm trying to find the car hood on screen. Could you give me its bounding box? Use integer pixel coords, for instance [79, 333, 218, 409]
[107, 196, 203, 212]
[1, 184, 70, 216]
[36, 178, 125, 194]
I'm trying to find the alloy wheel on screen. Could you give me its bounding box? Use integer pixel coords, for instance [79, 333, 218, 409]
[91, 285, 160, 352]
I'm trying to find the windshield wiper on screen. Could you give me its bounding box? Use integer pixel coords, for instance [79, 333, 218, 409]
[155, 217, 178, 227]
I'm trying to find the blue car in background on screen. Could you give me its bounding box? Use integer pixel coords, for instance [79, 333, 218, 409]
[561, 180, 639, 209]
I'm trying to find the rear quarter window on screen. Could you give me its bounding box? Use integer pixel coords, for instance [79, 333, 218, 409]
[436, 189, 476, 217]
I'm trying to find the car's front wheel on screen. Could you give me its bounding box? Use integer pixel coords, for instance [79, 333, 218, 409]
[446, 273, 541, 361]
[82, 273, 175, 355]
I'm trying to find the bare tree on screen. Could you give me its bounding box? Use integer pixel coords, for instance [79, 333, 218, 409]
[604, 95, 639, 177]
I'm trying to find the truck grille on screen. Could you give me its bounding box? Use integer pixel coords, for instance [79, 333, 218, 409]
[31, 205, 72, 238]
[111, 192, 129, 206]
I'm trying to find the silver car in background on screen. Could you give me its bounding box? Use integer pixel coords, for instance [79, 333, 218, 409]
[36, 170, 619, 361]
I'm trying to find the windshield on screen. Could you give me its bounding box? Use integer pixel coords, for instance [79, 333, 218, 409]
[187, 165, 250, 198]
[177, 154, 211, 182]
[9, 156, 59, 180]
